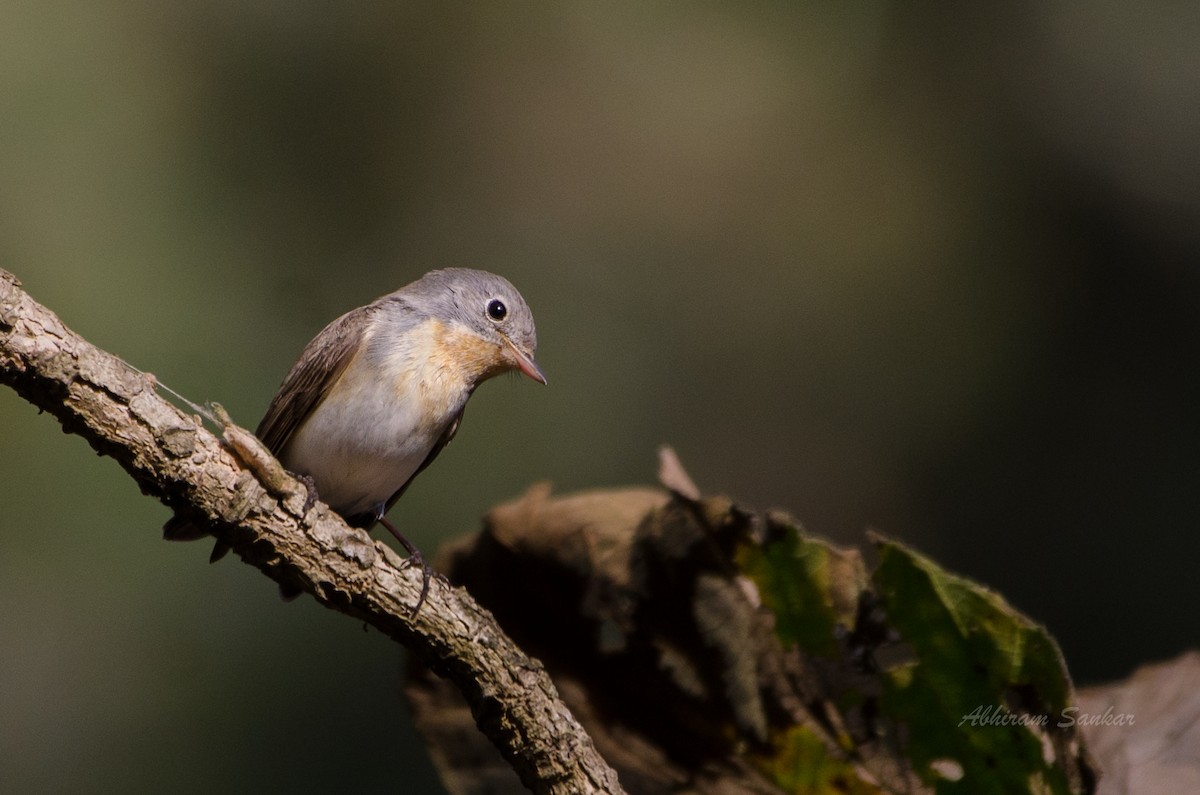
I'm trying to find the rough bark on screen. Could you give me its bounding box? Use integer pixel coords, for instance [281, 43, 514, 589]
[0, 268, 624, 795]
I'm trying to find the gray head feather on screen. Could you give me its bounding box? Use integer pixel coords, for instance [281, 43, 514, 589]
[370, 269, 540, 385]
[396, 268, 538, 354]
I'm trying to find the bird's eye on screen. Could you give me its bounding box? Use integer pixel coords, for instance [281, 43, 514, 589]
[486, 299, 507, 322]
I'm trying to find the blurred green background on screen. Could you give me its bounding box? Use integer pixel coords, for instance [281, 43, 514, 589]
[2, 3, 1197, 793]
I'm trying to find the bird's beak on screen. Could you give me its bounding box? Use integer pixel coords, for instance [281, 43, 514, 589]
[503, 337, 547, 385]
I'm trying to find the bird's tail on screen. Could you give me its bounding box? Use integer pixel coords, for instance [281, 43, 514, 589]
[162, 515, 229, 562]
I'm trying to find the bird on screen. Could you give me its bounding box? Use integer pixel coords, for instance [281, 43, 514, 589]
[165, 268, 545, 612]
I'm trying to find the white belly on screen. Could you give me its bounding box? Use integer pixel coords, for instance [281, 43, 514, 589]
[280, 357, 462, 519]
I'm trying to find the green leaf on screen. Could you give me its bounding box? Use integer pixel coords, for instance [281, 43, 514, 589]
[753, 725, 883, 795]
[873, 535, 1079, 794]
[737, 515, 866, 657]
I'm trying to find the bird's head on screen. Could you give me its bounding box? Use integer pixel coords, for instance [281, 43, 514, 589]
[400, 268, 546, 388]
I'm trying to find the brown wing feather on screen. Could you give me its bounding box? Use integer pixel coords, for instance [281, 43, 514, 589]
[255, 305, 375, 455]
[198, 305, 377, 561]
[166, 309, 367, 547]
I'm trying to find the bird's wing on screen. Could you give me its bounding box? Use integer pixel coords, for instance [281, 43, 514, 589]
[383, 407, 464, 515]
[185, 303, 384, 563]
[255, 304, 377, 455]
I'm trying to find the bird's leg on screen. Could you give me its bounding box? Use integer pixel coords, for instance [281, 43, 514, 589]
[377, 515, 432, 617]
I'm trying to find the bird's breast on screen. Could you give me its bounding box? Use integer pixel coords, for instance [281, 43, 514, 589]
[280, 322, 473, 518]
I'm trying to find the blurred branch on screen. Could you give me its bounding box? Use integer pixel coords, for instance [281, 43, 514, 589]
[0, 268, 624, 795]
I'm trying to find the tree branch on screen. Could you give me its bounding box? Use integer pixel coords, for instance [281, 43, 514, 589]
[0, 268, 624, 795]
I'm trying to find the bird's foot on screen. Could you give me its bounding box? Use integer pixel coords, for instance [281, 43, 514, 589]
[296, 473, 319, 515]
[378, 516, 432, 617]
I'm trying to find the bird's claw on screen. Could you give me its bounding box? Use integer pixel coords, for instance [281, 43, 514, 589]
[297, 473, 319, 514]
[398, 550, 433, 618]
[378, 516, 432, 617]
